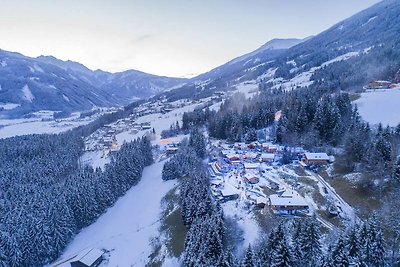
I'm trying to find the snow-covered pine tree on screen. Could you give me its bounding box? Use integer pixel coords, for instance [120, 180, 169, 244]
[345, 227, 364, 266]
[302, 215, 322, 267]
[270, 224, 293, 267]
[331, 237, 349, 267]
[242, 245, 256, 267]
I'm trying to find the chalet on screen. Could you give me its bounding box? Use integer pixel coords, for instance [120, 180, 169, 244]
[248, 142, 257, 149]
[244, 172, 259, 184]
[230, 160, 242, 165]
[209, 162, 227, 176]
[70, 248, 104, 267]
[269, 190, 309, 215]
[244, 152, 258, 160]
[244, 163, 260, 170]
[220, 185, 240, 201]
[234, 142, 246, 150]
[166, 146, 178, 154]
[255, 196, 268, 208]
[260, 153, 275, 163]
[226, 153, 240, 161]
[303, 152, 330, 166]
[367, 80, 392, 89]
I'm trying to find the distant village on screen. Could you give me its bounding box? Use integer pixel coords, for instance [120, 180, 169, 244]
[82, 93, 225, 156]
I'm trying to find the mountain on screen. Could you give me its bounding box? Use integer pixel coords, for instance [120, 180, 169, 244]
[257, 0, 400, 92]
[195, 38, 308, 82]
[163, 0, 400, 101]
[36, 56, 187, 102]
[162, 38, 309, 101]
[0, 50, 115, 117]
[0, 51, 186, 117]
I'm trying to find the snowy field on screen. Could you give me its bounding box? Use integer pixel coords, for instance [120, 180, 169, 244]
[55, 160, 177, 267]
[0, 119, 89, 139]
[354, 89, 400, 126]
[0, 112, 96, 139]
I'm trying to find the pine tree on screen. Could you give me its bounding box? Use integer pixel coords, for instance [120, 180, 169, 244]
[291, 220, 305, 266]
[302, 215, 322, 267]
[331, 237, 349, 267]
[189, 129, 206, 159]
[365, 216, 385, 267]
[270, 224, 293, 267]
[346, 228, 363, 266]
[392, 157, 400, 181]
[242, 245, 256, 267]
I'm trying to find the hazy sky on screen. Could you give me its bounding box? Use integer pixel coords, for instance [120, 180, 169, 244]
[0, 0, 380, 77]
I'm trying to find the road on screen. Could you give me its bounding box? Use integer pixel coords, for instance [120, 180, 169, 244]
[306, 170, 360, 224]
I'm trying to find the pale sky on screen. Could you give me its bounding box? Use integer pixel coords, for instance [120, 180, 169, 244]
[0, 0, 381, 77]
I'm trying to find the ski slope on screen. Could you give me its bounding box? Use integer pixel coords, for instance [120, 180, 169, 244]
[55, 160, 177, 266]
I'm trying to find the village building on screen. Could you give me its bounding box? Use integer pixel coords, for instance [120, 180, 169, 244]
[255, 196, 268, 208]
[262, 143, 278, 153]
[166, 146, 178, 154]
[244, 172, 259, 184]
[226, 153, 240, 161]
[303, 152, 330, 166]
[244, 151, 258, 160]
[367, 80, 392, 89]
[244, 162, 260, 170]
[220, 184, 240, 201]
[70, 248, 104, 267]
[269, 190, 309, 215]
[260, 153, 275, 163]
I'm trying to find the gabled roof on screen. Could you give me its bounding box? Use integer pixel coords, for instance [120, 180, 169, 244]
[261, 153, 275, 159]
[269, 192, 308, 207]
[304, 152, 330, 161]
[71, 248, 103, 266]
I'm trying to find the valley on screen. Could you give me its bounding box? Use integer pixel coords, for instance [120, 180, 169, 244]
[2, 0, 400, 266]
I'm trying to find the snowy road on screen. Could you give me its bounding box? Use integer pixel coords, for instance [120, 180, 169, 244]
[306, 170, 359, 224]
[55, 160, 177, 267]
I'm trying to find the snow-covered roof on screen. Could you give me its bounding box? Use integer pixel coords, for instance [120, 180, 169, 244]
[244, 163, 260, 169]
[261, 153, 275, 159]
[72, 248, 103, 266]
[221, 184, 240, 197]
[304, 152, 329, 161]
[256, 196, 268, 205]
[269, 193, 308, 207]
[245, 152, 258, 158]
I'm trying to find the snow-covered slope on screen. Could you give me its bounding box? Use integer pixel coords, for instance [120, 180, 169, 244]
[36, 55, 187, 103]
[163, 0, 400, 102]
[0, 50, 115, 117]
[354, 89, 400, 126]
[0, 50, 187, 118]
[56, 160, 177, 267]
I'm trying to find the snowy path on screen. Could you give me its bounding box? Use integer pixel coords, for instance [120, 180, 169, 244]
[306, 170, 359, 224]
[55, 160, 177, 266]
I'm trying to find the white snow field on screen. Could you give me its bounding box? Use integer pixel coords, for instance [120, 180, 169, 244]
[56, 160, 177, 267]
[0, 116, 90, 139]
[354, 89, 400, 126]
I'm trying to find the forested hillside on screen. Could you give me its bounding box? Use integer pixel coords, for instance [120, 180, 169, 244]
[0, 130, 152, 266]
